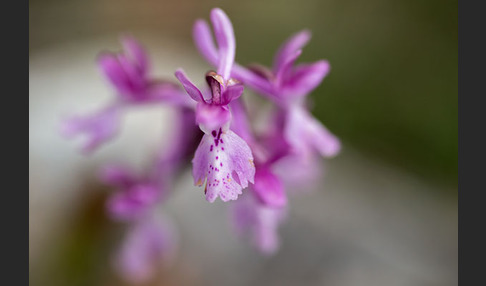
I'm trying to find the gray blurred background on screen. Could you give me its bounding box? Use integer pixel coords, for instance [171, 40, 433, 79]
[29, 0, 457, 285]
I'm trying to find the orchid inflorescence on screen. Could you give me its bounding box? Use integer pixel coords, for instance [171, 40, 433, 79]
[61, 8, 340, 283]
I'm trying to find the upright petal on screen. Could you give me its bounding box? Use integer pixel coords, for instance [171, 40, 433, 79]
[122, 35, 149, 75]
[273, 30, 311, 75]
[192, 130, 255, 202]
[221, 82, 244, 105]
[193, 20, 219, 66]
[210, 8, 236, 80]
[274, 49, 302, 89]
[97, 53, 132, 96]
[117, 54, 146, 96]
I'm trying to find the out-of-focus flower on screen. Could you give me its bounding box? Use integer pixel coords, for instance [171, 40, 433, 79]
[100, 165, 162, 221]
[98, 36, 188, 105]
[114, 215, 176, 283]
[232, 192, 287, 255]
[61, 36, 190, 153]
[60, 104, 121, 154]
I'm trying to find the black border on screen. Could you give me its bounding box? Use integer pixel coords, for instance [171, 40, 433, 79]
[459, 0, 481, 285]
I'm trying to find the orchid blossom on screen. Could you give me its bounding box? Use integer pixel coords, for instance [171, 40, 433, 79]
[61, 7, 342, 282]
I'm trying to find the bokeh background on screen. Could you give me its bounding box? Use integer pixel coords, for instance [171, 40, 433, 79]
[29, 0, 458, 285]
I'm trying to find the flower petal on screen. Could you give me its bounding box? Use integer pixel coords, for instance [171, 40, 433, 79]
[115, 217, 175, 283]
[275, 49, 302, 89]
[273, 30, 311, 75]
[274, 153, 323, 193]
[231, 193, 286, 254]
[210, 8, 236, 80]
[252, 166, 287, 208]
[97, 53, 132, 95]
[99, 165, 136, 188]
[146, 81, 194, 107]
[192, 130, 255, 202]
[285, 105, 341, 158]
[107, 183, 159, 221]
[221, 82, 244, 105]
[232, 64, 275, 98]
[122, 35, 149, 75]
[174, 69, 206, 103]
[228, 99, 253, 143]
[60, 105, 121, 154]
[195, 103, 231, 132]
[281, 60, 330, 97]
[193, 19, 219, 66]
[117, 54, 146, 95]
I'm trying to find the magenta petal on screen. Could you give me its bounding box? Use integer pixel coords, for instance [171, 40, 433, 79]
[154, 108, 200, 180]
[273, 30, 311, 74]
[99, 165, 136, 188]
[122, 35, 149, 75]
[254, 206, 284, 254]
[115, 217, 175, 283]
[285, 106, 341, 158]
[192, 130, 255, 203]
[274, 154, 323, 193]
[107, 183, 160, 221]
[174, 69, 206, 103]
[97, 53, 132, 95]
[210, 8, 236, 80]
[282, 60, 330, 97]
[195, 103, 231, 132]
[232, 64, 275, 97]
[252, 167, 287, 208]
[275, 49, 302, 88]
[231, 194, 286, 254]
[221, 82, 244, 105]
[229, 99, 253, 143]
[146, 81, 194, 107]
[193, 19, 219, 66]
[60, 105, 121, 154]
[117, 54, 146, 94]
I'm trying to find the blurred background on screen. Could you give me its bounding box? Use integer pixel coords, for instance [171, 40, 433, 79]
[29, 0, 457, 285]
